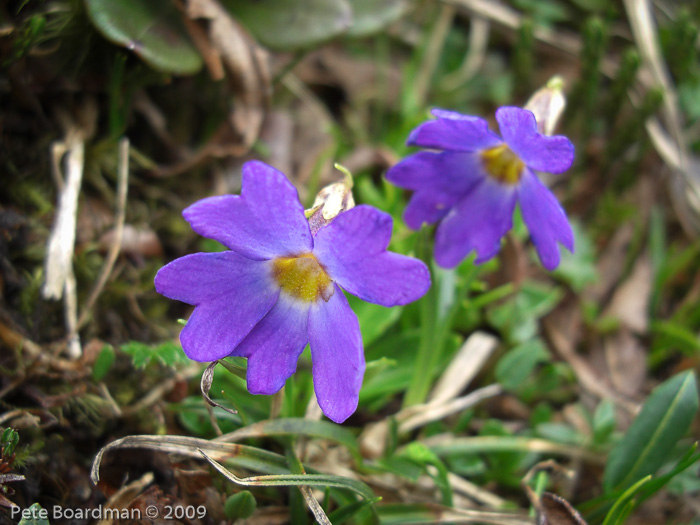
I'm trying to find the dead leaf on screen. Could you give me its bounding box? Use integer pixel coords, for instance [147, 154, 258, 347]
[602, 254, 652, 333]
[295, 47, 402, 106]
[586, 222, 635, 303]
[99, 225, 163, 258]
[97, 472, 154, 525]
[604, 330, 647, 398]
[155, 0, 271, 176]
[543, 313, 639, 414]
[184, 0, 269, 143]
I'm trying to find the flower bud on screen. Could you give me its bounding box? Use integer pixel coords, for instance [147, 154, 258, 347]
[305, 163, 356, 235]
[524, 76, 566, 136]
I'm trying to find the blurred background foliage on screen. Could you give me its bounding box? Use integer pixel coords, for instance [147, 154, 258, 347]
[1, 0, 700, 523]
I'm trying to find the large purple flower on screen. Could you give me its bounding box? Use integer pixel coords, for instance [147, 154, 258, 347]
[386, 106, 575, 270]
[155, 161, 430, 423]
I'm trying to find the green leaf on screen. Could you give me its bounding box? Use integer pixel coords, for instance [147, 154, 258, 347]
[495, 339, 551, 390]
[18, 503, 51, 525]
[602, 475, 652, 525]
[360, 332, 420, 402]
[488, 281, 563, 343]
[592, 399, 616, 445]
[400, 442, 453, 506]
[553, 221, 598, 292]
[223, 0, 352, 50]
[346, 0, 410, 37]
[376, 456, 425, 481]
[92, 344, 115, 381]
[603, 371, 699, 491]
[348, 294, 402, 346]
[224, 491, 257, 520]
[1, 428, 20, 456]
[651, 320, 700, 353]
[173, 396, 242, 437]
[121, 341, 191, 368]
[327, 497, 382, 524]
[569, 0, 611, 11]
[85, 0, 203, 75]
[536, 422, 585, 446]
[637, 443, 700, 501]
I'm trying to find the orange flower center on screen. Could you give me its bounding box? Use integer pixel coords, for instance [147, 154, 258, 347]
[481, 144, 525, 185]
[271, 253, 334, 303]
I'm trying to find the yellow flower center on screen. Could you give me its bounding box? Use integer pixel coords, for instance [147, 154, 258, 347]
[481, 144, 525, 185]
[271, 253, 334, 303]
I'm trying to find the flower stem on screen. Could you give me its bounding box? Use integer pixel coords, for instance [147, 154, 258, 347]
[403, 228, 436, 407]
[529, 470, 549, 517]
[404, 231, 477, 408]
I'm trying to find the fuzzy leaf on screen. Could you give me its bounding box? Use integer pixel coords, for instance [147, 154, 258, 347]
[85, 0, 202, 74]
[223, 0, 352, 50]
[347, 0, 410, 37]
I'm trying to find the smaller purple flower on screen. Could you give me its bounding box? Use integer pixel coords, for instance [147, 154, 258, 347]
[386, 106, 575, 270]
[155, 161, 430, 423]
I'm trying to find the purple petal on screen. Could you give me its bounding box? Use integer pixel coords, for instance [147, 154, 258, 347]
[313, 205, 430, 307]
[518, 170, 574, 270]
[495, 107, 574, 174]
[407, 109, 502, 151]
[386, 151, 486, 230]
[232, 296, 310, 395]
[386, 151, 484, 193]
[434, 178, 517, 268]
[160, 255, 279, 361]
[155, 251, 263, 304]
[183, 161, 312, 260]
[403, 191, 454, 229]
[308, 285, 364, 423]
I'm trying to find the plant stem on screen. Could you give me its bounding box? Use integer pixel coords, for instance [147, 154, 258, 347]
[403, 231, 474, 407]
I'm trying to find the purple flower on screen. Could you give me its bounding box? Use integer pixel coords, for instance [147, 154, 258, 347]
[155, 161, 430, 423]
[386, 106, 575, 270]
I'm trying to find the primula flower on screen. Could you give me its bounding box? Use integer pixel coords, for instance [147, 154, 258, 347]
[155, 161, 430, 423]
[386, 106, 575, 270]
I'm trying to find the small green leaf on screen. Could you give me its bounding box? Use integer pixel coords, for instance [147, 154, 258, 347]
[224, 491, 257, 520]
[536, 422, 585, 446]
[495, 339, 550, 390]
[85, 0, 202, 74]
[637, 443, 700, 502]
[401, 442, 453, 506]
[1, 428, 20, 456]
[348, 294, 402, 346]
[327, 497, 382, 524]
[376, 456, 425, 481]
[602, 475, 652, 525]
[603, 371, 699, 491]
[553, 221, 598, 292]
[223, 0, 352, 50]
[489, 281, 563, 343]
[121, 341, 191, 368]
[18, 503, 50, 525]
[92, 344, 115, 381]
[592, 399, 616, 445]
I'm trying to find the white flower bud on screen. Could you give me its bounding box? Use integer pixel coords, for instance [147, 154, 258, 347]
[525, 76, 567, 136]
[305, 164, 356, 235]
